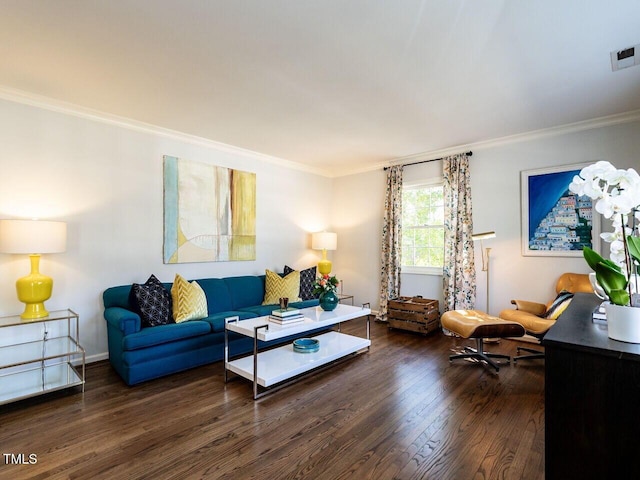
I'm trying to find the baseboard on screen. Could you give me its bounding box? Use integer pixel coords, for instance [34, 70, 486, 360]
[71, 352, 109, 367]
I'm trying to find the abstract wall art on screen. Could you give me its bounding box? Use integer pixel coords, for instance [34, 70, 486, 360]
[163, 155, 256, 263]
[521, 163, 600, 257]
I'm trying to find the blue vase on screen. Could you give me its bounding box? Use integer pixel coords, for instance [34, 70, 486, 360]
[319, 290, 339, 311]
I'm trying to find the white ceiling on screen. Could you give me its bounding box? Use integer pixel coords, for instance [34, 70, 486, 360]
[1, 1, 639, 176]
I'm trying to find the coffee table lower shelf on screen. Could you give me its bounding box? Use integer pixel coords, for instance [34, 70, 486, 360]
[226, 331, 370, 397]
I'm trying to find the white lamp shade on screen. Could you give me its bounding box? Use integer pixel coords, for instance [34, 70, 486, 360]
[0, 219, 67, 254]
[312, 231, 337, 251]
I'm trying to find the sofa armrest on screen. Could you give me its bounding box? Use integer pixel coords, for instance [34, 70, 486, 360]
[510, 299, 547, 316]
[104, 307, 141, 336]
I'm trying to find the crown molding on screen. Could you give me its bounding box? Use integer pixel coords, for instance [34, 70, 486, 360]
[0, 85, 330, 177]
[360, 109, 640, 175]
[1, 85, 638, 179]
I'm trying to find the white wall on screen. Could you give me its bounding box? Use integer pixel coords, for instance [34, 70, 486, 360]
[331, 168, 385, 309]
[334, 120, 640, 317]
[472, 121, 639, 315]
[0, 99, 332, 360]
[1, 95, 638, 361]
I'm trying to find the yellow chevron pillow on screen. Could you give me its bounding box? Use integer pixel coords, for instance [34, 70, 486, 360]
[171, 274, 208, 323]
[262, 269, 301, 305]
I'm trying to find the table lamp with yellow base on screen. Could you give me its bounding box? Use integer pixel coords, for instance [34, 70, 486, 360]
[0, 219, 67, 319]
[312, 231, 337, 275]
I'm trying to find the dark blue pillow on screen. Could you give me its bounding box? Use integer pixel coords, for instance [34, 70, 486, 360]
[284, 265, 318, 300]
[129, 274, 173, 327]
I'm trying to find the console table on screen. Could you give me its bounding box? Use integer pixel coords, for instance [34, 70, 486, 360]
[0, 309, 85, 406]
[543, 293, 640, 480]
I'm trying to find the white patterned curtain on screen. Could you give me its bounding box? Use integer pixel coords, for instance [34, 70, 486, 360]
[443, 154, 476, 311]
[378, 165, 403, 321]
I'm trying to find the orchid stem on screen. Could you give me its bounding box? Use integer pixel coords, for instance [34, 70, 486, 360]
[622, 213, 633, 306]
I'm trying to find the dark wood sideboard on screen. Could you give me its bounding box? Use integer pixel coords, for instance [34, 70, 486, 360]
[543, 292, 640, 480]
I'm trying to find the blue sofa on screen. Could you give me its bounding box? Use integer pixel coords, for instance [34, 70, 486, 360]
[103, 274, 320, 385]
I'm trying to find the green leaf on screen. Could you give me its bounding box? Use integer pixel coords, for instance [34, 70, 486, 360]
[583, 247, 605, 271]
[628, 236, 640, 264]
[601, 258, 622, 273]
[608, 289, 631, 306]
[597, 261, 627, 288]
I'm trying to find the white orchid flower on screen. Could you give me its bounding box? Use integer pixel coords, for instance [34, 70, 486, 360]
[576, 162, 639, 277]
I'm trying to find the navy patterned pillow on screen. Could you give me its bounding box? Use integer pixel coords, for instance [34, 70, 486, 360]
[284, 265, 318, 300]
[130, 274, 173, 327]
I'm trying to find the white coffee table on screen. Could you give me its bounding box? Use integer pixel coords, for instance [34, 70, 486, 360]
[224, 304, 371, 399]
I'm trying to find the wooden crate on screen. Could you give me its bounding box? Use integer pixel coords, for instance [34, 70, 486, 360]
[388, 296, 440, 335]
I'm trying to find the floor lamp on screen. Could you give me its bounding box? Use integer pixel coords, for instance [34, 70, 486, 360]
[472, 231, 496, 313]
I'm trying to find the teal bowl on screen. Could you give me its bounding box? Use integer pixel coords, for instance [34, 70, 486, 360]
[293, 338, 319, 353]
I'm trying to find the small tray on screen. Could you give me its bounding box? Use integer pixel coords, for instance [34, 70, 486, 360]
[293, 338, 319, 353]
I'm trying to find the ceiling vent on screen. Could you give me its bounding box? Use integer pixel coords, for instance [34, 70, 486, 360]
[611, 44, 640, 71]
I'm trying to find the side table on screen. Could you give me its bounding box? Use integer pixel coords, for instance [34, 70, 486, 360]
[337, 293, 354, 305]
[0, 309, 85, 405]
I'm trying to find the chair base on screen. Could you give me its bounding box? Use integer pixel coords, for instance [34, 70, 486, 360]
[514, 346, 544, 362]
[449, 338, 511, 372]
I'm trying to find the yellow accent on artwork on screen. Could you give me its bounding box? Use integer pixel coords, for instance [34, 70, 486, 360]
[163, 155, 256, 263]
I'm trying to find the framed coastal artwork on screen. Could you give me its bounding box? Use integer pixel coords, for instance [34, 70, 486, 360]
[163, 155, 256, 263]
[521, 163, 600, 257]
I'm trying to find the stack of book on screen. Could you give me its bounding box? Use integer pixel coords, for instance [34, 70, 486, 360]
[269, 308, 305, 325]
[592, 303, 607, 324]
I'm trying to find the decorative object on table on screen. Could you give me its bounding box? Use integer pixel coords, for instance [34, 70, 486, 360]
[521, 163, 599, 256]
[592, 303, 607, 325]
[272, 306, 299, 317]
[313, 273, 340, 311]
[279, 297, 289, 310]
[262, 269, 301, 305]
[588, 272, 608, 300]
[293, 338, 320, 353]
[472, 231, 496, 314]
[311, 231, 337, 275]
[387, 297, 440, 335]
[269, 307, 304, 324]
[163, 155, 256, 263]
[269, 313, 305, 325]
[0, 219, 67, 319]
[569, 161, 640, 342]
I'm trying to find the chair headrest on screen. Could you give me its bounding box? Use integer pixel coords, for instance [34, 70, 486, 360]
[556, 273, 594, 294]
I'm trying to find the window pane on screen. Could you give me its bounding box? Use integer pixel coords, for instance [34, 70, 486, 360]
[402, 183, 445, 269]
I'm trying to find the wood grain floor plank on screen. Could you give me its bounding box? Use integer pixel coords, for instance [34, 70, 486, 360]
[0, 319, 545, 480]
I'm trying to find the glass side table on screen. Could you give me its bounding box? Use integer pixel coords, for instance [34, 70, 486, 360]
[337, 293, 354, 305]
[0, 309, 85, 405]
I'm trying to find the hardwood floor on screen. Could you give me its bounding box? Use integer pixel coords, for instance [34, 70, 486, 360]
[0, 318, 545, 480]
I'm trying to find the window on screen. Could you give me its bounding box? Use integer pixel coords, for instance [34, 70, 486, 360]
[402, 182, 445, 274]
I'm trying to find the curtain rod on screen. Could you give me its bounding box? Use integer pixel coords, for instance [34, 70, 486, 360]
[384, 151, 472, 170]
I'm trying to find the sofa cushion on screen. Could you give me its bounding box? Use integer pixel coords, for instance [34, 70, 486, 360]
[262, 269, 301, 305]
[224, 276, 266, 309]
[122, 330, 222, 367]
[103, 285, 134, 309]
[130, 275, 173, 327]
[171, 274, 208, 323]
[284, 265, 318, 300]
[122, 320, 211, 351]
[237, 304, 280, 318]
[195, 278, 233, 313]
[202, 311, 260, 333]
